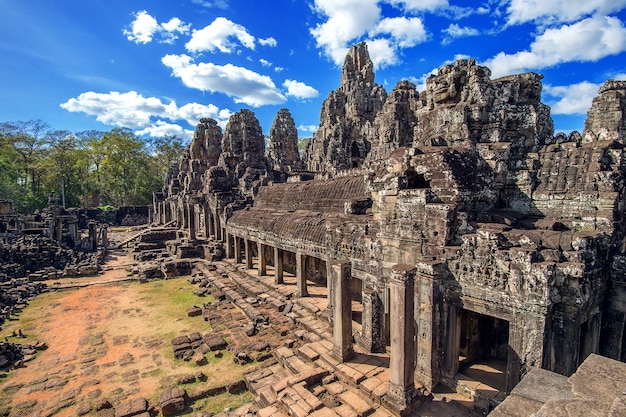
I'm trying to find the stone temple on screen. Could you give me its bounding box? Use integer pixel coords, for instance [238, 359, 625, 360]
[153, 43, 626, 415]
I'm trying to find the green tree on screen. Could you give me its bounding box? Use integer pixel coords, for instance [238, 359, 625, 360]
[38, 130, 82, 208]
[100, 128, 156, 206]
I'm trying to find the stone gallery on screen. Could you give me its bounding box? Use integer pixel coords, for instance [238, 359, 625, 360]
[153, 42, 626, 414]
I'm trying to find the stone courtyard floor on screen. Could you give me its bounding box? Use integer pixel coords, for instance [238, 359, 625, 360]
[0, 230, 489, 416]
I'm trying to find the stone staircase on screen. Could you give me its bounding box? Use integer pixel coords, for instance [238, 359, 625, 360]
[194, 259, 405, 416]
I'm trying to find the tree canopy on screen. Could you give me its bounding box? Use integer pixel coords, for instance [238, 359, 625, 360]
[0, 120, 187, 213]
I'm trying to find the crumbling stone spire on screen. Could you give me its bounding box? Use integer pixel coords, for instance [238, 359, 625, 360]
[583, 80, 626, 144]
[267, 108, 301, 175]
[303, 42, 387, 173]
[190, 118, 222, 166]
[341, 42, 375, 87]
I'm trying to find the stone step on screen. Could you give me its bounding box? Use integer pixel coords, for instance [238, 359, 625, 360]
[338, 389, 375, 417]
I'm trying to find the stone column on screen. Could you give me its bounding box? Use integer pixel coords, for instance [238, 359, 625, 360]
[258, 242, 267, 276]
[414, 260, 444, 391]
[244, 239, 253, 269]
[204, 208, 212, 239]
[88, 221, 97, 251]
[225, 233, 233, 258]
[331, 261, 353, 362]
[235, 236, 242, 263]
[68, 219, 78, 245]
[274, 247, 284, 284]
[56, 218, 64, 242]
[296, 252, 308, 297]
[215, 216, 222, 241]
[206, 209, 217, 238]
[187, 202, 196, 241]
[361, 289, 385, 353]
[385, 264, 418, 416]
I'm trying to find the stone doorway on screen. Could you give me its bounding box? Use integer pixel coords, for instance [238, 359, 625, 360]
[456, 309, 509, 395]
[351, 276, 363, 330]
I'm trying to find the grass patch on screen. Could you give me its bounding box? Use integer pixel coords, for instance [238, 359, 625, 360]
[192, 391, 253, 415]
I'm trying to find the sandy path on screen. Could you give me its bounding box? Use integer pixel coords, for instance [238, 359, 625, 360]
[0, 240, 214, 417]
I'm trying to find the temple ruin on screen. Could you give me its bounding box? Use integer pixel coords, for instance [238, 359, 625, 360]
[153, 42, 626, 415]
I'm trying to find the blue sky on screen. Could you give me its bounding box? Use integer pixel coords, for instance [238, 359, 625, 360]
[1, 0, 625, 142]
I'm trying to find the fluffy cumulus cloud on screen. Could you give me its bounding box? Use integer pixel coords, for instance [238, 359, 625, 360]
[484, 15, 626, 78]
[190, 0, 229, 9]
[135, 121, 194, 138]
[186, 17, 255, 53]
[369, 16, 428, 48]
[124, 11, 190, 44]
[259, 37, 277, 47]
[298, 124, 318, 133]
[310, 0, 382, 66]
[506, 0, 626, 25]
[162, 54, 286, 106]
[310, 0, 435, 69]
[387, 0, 449, 13]
[543, 81, 602, 114]
[441, 23, 479, 45]
[283, 80, 319, 99]
[60, 91, 230, 139]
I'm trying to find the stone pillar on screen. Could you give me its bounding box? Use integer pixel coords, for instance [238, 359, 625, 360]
[187, 203, 196, 241]
[331, 261, 353, 362]
[258, 242, 267, 276]
[361, 289, 385, 353]
[68, 219, 78, 245]
[56, 218, 64, 242]
[274, 247, 284, 284]
[215, 216, 222, 241]
[244, 239, 253, 269]
[235, 236, 242, 263]
[225, 233, 233, 258]
[296, 252, 308, 297]
[204, 208, 212, 239]
[414, 260, 444, 391]
[88, 221, 97, 252]
[101, 225, 108, 249]
[385, 264, 419, 416]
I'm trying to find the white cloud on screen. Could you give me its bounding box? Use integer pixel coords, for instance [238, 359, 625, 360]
[60, 91, 231, 139]
[160, 18, 192, 44]
[483, 15, 626, 78]
[274, 66, 284, 72]
[259, 58, 272, 67]
[124, 11, 159, 44]
[298, 124, 318, 133]
[386, 0, 449, 12]
[135, 121, 194, 139]
[186, 17, 255, 53]
[162, 54, 286, 106]
[442, 23, 479, 45]
[310, 1, 434, 69]
[310, 0, 382, 65]
[364, 38, 398, 68]
[544, 81, 601, 114]
[124, 11, 190, 44]
[615, 73, 626, 80]
[283, 80, 319, 99]
[190, 0, 229, 9]
[506, 0, 626, 25]
[259, 37, 277, 47]
[370, 16, 428, 48]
